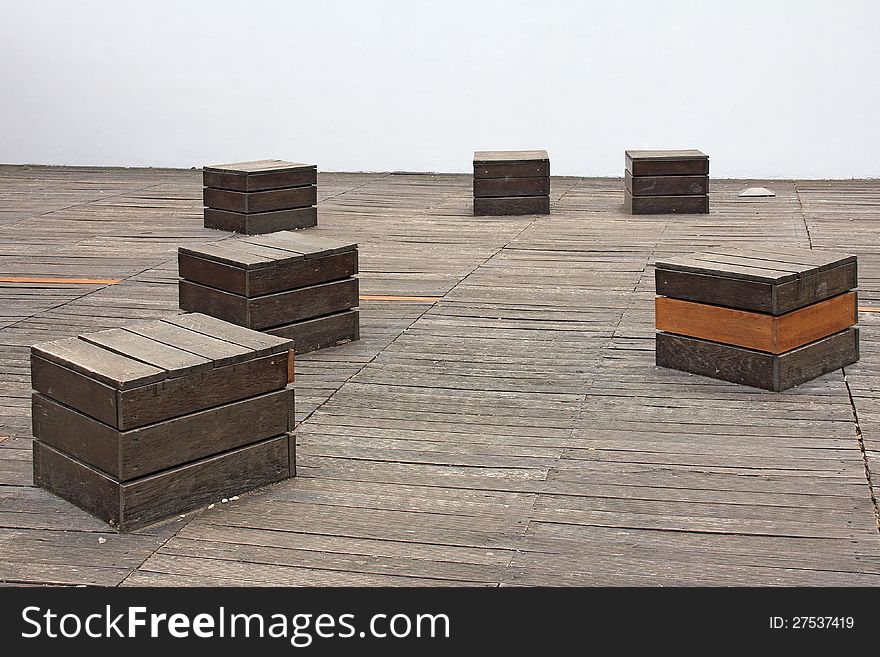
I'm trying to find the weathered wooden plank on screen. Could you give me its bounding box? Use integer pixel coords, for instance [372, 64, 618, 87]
[179, 278, 359, 330]
[656, 327, 860, 391]
[179, 249, 357, 297]
[79, 327, 213, 376]
[625, 190, 709, 214]
[655, 260, 858, 314]
[163, 313, 293, 356]
[203, 186, 317, 214]
[124, 320, 253, 367]
[204, 206, 317, 234]
[31, 337, 166, 389]
[473, 177, 550, 198]
[625, 171, 708, 196]
[474, 196, 550, 216]
[203, 160, 316, 192]
[30, 355, 118, 427]
[266, 309, 360, 354]
[625, 149, 708, 176]
[116, 352, 289, 429]
[33, 435, 292, 532]
[32, 388, 294, 480]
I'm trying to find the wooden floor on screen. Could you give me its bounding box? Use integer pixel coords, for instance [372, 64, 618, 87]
[1, 165, 879, 586]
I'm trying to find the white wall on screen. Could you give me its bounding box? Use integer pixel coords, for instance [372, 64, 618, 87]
[1, 0, 878, 178]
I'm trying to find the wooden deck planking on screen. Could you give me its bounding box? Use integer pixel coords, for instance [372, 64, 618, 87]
[0, 165, 878, 586]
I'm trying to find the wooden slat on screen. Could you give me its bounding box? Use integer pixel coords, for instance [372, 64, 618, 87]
[656, 327, 859, 391]
[164, 313, 293, 356]
[31, 337, 166, 389]
[79, 328, 213, 376]
[655, 292, 858, 354]
[33, 435, 292, 532]
[32, 389, 294, 480]
[625, 190, 709, 214]
[204, 206, 317, 233]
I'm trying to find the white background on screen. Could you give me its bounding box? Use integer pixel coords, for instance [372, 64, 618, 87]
[1, 0, 878, 178]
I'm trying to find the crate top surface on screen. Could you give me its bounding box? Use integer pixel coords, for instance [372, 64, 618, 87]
[31, 313, 293, 390]
[655, 247, 856, 284]
[179, 232, 358, 269]
[625, 149, 708, 161]
[203, 159, 316, 174]
[473, 150, 549, 163]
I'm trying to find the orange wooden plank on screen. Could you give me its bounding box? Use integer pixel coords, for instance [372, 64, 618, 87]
[0, 277, 120, 285]
[359, 295, 441, 302]
[655, 292, 857, 354]
[776, 292, 857, 353]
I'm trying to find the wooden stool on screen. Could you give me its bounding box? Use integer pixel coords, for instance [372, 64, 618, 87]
[31, 313, 295, 531]
[203, 160, 318, 234]
[654, 248, 858, 390]
[625, 150, 709, 214]
[179, 231, 359, 353]
[473, 150, 550, 215]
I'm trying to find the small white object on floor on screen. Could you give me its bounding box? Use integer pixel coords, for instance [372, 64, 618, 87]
[98, 537, 106, 544]
[739, 187, 775, 197]
[222, 498, 229, 503]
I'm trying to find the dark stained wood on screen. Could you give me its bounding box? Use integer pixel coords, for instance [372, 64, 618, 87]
[266, 309, 360, 354]
[80, 328, 213, 376]
[164, 313, 293, 356]
[33, 351, 288, 430]
[655, 256, 858, 315]
[33, 435, 292, 532]
[250, 231, 356, 257]
[473, 176, 550, 198]
[656, 248, 857, 283]
[656, 327, 859, 391]
[473, 150, 549, 163]
[124, 320, 253, 367]
[625, 171, 709, 196]
[203, 160, 317, 193]
[31, 337, 166, 389]
[473, 151, 550, 179]
[30, 355, 118, 427]
[474, 196, 550, 216]
[625, 149, 709, 176]
[203, 186, 317, 214]
[655, 268, 774, 314]
[117, 353, 289, 430]
[179, 250, 357, 297]
[625, 190, 709, 214]
[204, 207, 317, 234]
[179, 278, 359, 330]
[32, 388, 294, 480]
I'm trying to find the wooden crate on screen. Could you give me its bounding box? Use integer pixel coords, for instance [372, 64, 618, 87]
[473, 150, 550, 216]
[202, 159, 318, 233]
[625, 149, 709, 215]
[34, 435, 293, 532]
[178, 232, 360, 353]
[654, 248, 859, 390]
[30, 313, 296, 531]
